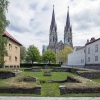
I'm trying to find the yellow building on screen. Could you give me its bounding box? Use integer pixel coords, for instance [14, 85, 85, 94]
[3, 31, 22, 68]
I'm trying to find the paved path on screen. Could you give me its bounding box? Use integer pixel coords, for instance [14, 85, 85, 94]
[0, 97, 100, 100]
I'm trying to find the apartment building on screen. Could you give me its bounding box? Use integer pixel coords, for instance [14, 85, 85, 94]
[3, 31, 22, 68]
[68, 37, 100, 69]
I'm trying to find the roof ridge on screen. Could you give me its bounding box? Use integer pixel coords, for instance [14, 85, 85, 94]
[3, 31, 22, 46]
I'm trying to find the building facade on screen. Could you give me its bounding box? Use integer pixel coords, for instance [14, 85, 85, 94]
[42, 45, 48, 54]
[3, 31, 22, 68]
[85, 38, 100, 66]
[68, 46, 85, 67]
[68, 37, 100, 69]
[47, 6, 73, 54]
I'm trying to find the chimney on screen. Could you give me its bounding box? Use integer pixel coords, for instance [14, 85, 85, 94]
[90, 37, 95, 42]
[87, 39, 89, 43]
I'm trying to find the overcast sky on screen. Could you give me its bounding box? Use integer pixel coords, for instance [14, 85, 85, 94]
[6, 0, 100, 54]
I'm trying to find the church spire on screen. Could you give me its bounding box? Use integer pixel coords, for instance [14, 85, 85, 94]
[50, 5, 57, 31]
[65, 6, 70, 32]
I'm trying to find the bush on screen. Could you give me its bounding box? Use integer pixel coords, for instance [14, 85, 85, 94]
[39, 80, 46, 83]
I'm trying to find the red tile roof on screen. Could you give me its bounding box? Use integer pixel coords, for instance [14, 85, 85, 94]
[3, 31, 22, 46]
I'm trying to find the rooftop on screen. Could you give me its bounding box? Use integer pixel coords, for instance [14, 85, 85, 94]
[3, 31, 22, 46]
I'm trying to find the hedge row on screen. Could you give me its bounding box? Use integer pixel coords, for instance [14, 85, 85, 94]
[20, 63, 61, 68]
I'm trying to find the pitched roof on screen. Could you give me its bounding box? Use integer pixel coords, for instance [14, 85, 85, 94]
[73, 46, 83, 51]
[3, 31, 22, 46]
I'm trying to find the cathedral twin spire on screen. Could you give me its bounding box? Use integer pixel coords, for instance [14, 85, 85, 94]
[48, 5, 73, 53]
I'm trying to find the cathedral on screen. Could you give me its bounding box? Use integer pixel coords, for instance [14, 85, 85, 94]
[47, 6, 73, 53]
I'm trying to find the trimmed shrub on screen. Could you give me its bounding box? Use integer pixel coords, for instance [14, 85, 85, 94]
[20, 63, 61, 68]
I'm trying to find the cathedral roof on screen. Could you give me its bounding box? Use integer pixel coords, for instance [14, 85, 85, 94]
[50, 5, 57, 31]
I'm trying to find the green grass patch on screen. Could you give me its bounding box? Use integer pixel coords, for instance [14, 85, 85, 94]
[93, 78, 100, 83]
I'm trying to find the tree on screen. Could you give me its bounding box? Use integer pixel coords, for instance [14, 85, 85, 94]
[25, 45, 40, 66]
[0, 0, 9, 67]
[20, 46, 26, 62]
[58, 46, 73, 63]
[42, 49, 56, 64]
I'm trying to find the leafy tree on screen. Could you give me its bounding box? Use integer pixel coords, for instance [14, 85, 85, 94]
[25, 45, 40, 66]
[20, 46, 26, 62]
[42, 49, 56, 64]
[58, 46, 73, 63]
[0, 0, 9, 67]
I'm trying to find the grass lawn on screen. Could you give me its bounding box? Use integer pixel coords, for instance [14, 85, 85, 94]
[1, 68, 100, 97]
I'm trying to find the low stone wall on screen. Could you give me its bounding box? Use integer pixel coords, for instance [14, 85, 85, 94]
[0, 71, 16, 79]
[0, 85, 41, 94]
[24, 68, 42, 72]
[67, 76, 81, 83]
[19, 76, 38, 82]
[59, 75, 100, 95]
[52, 68, 70, 72]
[85, 65, 100, 70]
[76, 71, 100, 79]
[52, 67, 86, 73]
[60, 86, 100, 94]
[31, 68, 42, 72]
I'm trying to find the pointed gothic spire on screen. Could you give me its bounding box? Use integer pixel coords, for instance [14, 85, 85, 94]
[65, 6, 70, 32]
[50, 5, 57, 31]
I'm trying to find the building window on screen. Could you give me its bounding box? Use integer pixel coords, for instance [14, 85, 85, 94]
[88, 57, 90, 62]
[9, 56, 11, 61]
[15, 56, 17, 61]
[83, 59, 84, 63]
[15, 47, 17, 52]
[84, 49, 85, 53]
[88, 47, 90, 54]
[95, 44, 98, 52]
[67, 38, 69, 42]
[9, 44, 12, 50]
[81, 59, 82, 63]
[95, 56, 98, 61]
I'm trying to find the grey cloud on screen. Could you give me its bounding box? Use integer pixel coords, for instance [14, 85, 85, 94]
[8, 23, 30, 33]
[72, 8, 100, 31]
[29, 4, 37, 10]
[35, 31, 48, 36]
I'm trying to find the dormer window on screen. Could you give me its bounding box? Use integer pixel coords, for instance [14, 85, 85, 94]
[9, 44, 12, 50]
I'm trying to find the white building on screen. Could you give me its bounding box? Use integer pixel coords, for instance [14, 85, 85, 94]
[68, 46, 85, 67]
[68, 37, 100, 69]
[85, 37, 100, 67]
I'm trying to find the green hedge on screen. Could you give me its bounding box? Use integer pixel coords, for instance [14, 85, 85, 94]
[20, 63, 61, 68]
